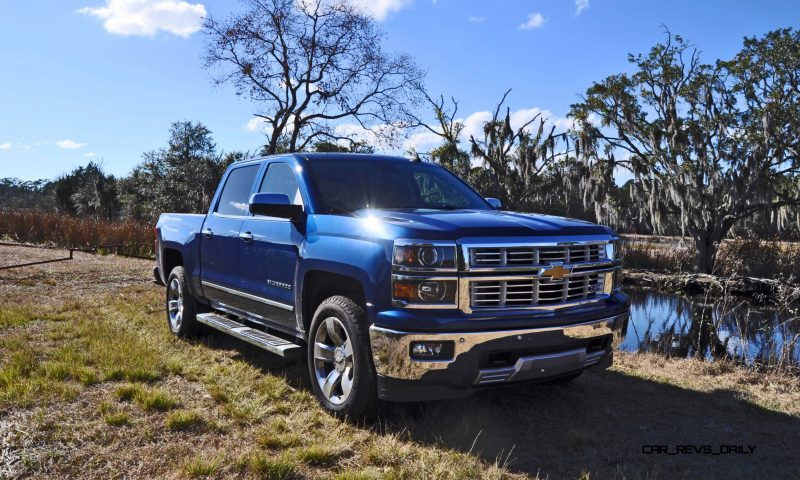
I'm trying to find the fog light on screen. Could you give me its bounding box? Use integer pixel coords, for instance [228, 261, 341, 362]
[417, 281, 446, 302]
[409, 341, 455, 360]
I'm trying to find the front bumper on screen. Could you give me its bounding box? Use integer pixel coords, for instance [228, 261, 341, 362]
[369, 312, 628, 401]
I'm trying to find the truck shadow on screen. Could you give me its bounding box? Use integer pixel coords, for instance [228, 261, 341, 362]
[197, 332, 799, 479]
[374, 369, 800, 480]
[197, 330, 312, 391]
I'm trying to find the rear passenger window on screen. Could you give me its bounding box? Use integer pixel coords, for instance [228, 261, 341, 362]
[215, 165, 259, 216]
[259, 163, 303, 206]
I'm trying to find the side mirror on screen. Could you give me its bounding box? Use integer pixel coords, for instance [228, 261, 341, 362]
[486, 197, 502, 210]
[249, 193, 304, 219]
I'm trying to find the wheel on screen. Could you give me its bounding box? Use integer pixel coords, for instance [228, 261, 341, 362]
[165, 266, 201, 338]
[542, 371, 583, 385]
[307, 296, 377, 419]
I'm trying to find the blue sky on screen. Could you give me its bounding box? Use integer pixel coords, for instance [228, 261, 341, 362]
[1, 0, 798, 181]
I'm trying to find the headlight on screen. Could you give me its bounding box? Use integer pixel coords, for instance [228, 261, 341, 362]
[393, 240, 457, 271]
[392, 277, 458, 308]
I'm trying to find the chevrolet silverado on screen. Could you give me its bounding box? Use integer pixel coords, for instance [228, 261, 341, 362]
[155, 153, 629, 418]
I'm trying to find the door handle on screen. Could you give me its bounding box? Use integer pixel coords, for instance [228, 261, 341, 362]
[239, 231, 254, 243]
[201, 228, 213, 238]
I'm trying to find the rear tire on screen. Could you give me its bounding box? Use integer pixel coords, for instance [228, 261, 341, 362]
[165, 266, 201, 338]
[307, 296, 377, 419]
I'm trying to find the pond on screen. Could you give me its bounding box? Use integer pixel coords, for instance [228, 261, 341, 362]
[620, 286, 800, 368]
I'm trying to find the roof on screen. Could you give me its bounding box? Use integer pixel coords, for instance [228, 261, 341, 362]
[232, 152, 418, 168]
[297, 152, 413, 163]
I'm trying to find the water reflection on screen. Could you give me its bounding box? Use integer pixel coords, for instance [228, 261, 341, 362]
[621, 286, 800, 368]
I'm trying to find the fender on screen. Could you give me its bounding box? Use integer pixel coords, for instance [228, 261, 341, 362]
[297, 232, 394, 325]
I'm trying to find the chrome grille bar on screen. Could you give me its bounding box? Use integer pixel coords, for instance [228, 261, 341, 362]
[459, 237, 619, 313]
[469, 274, 602, 309]
[469, 244, 604, 269]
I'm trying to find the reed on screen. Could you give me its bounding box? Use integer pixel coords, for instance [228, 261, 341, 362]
[622, 236, 800, 281]
[0, 209, 153, 256]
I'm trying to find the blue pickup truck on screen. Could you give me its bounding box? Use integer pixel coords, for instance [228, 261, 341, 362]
[155, 153, 629, 418]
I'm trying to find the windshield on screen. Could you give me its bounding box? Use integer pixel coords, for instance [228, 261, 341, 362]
[305, 158, 492, 214]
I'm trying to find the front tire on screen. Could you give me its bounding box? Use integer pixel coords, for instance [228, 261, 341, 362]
[307, 296, 377, 419]
[165, 266, 201, 338]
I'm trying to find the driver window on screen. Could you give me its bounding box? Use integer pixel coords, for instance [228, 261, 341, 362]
[259, 163, 304, 206]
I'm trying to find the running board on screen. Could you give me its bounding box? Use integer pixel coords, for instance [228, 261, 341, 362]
[196, 313, 302, 359]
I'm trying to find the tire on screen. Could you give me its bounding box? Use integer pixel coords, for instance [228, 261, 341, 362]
[307, 295, 377, 419]
[165, 266, 201, 338]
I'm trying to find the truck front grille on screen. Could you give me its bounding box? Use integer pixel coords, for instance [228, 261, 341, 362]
[470, 273, 603, 309]
[470, 244, 603, 268]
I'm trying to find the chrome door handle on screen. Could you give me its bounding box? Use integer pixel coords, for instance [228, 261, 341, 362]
[239, 231, 254, 242]
[201, 228, 213, 238]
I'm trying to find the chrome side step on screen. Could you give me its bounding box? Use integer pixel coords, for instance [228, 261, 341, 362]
[196, 313, 303, 358]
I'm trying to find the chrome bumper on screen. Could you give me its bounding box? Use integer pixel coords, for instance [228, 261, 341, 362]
[369, 312, 628, 382]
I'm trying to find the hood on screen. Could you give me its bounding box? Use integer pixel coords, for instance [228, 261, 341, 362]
[359, 209, 613, 240]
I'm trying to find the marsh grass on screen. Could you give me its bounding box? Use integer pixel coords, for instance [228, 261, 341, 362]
[0, 209, 153, 254]
[622, 235, 800, 280]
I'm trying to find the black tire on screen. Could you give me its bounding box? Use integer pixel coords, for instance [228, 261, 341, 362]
[165, 266, 201, 338]
[307, 295, 377, 419]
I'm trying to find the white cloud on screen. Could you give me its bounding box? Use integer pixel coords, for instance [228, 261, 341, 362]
[78, 0, 206, 38]
[56, 139, 87, 149]
[402, 130, 442, 154]
[345, 0, 413, 21]
[575, 0, 589, 16]
[84, 152, 100, 158]
[333, 123, 403, 149]
[469, 16, 486, 23]
[519, 12, 545, 30]
[0, 142, 11, 150]
[245, 117, 269, 133]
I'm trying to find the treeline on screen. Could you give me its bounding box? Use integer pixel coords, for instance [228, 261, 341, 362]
[3, 0, 800, 274]
[1, 122, 237, 222]
[0, 122, 378, 223]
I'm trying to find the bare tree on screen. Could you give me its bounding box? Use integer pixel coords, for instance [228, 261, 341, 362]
[203, 0, 424, 154]
[469, 90, 563, 209]
[405, 92, 472, 178]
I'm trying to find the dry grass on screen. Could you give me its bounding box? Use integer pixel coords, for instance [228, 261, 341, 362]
[623, 236, 800, 281]
[1, 245, 799, 479]
[0, 208, 153, 254]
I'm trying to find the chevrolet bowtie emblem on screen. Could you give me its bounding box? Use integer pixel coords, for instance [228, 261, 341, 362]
[540, 263, 572, 281]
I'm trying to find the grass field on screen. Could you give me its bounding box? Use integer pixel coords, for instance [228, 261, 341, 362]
[1, 245, 799, 479]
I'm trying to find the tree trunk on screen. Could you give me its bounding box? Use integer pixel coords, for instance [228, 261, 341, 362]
[694, 234, 717, 274]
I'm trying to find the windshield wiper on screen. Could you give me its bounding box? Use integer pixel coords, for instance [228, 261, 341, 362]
[425, 205, 462, 211]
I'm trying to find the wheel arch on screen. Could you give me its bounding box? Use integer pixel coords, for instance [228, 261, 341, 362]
[300, 269, 367, 336]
